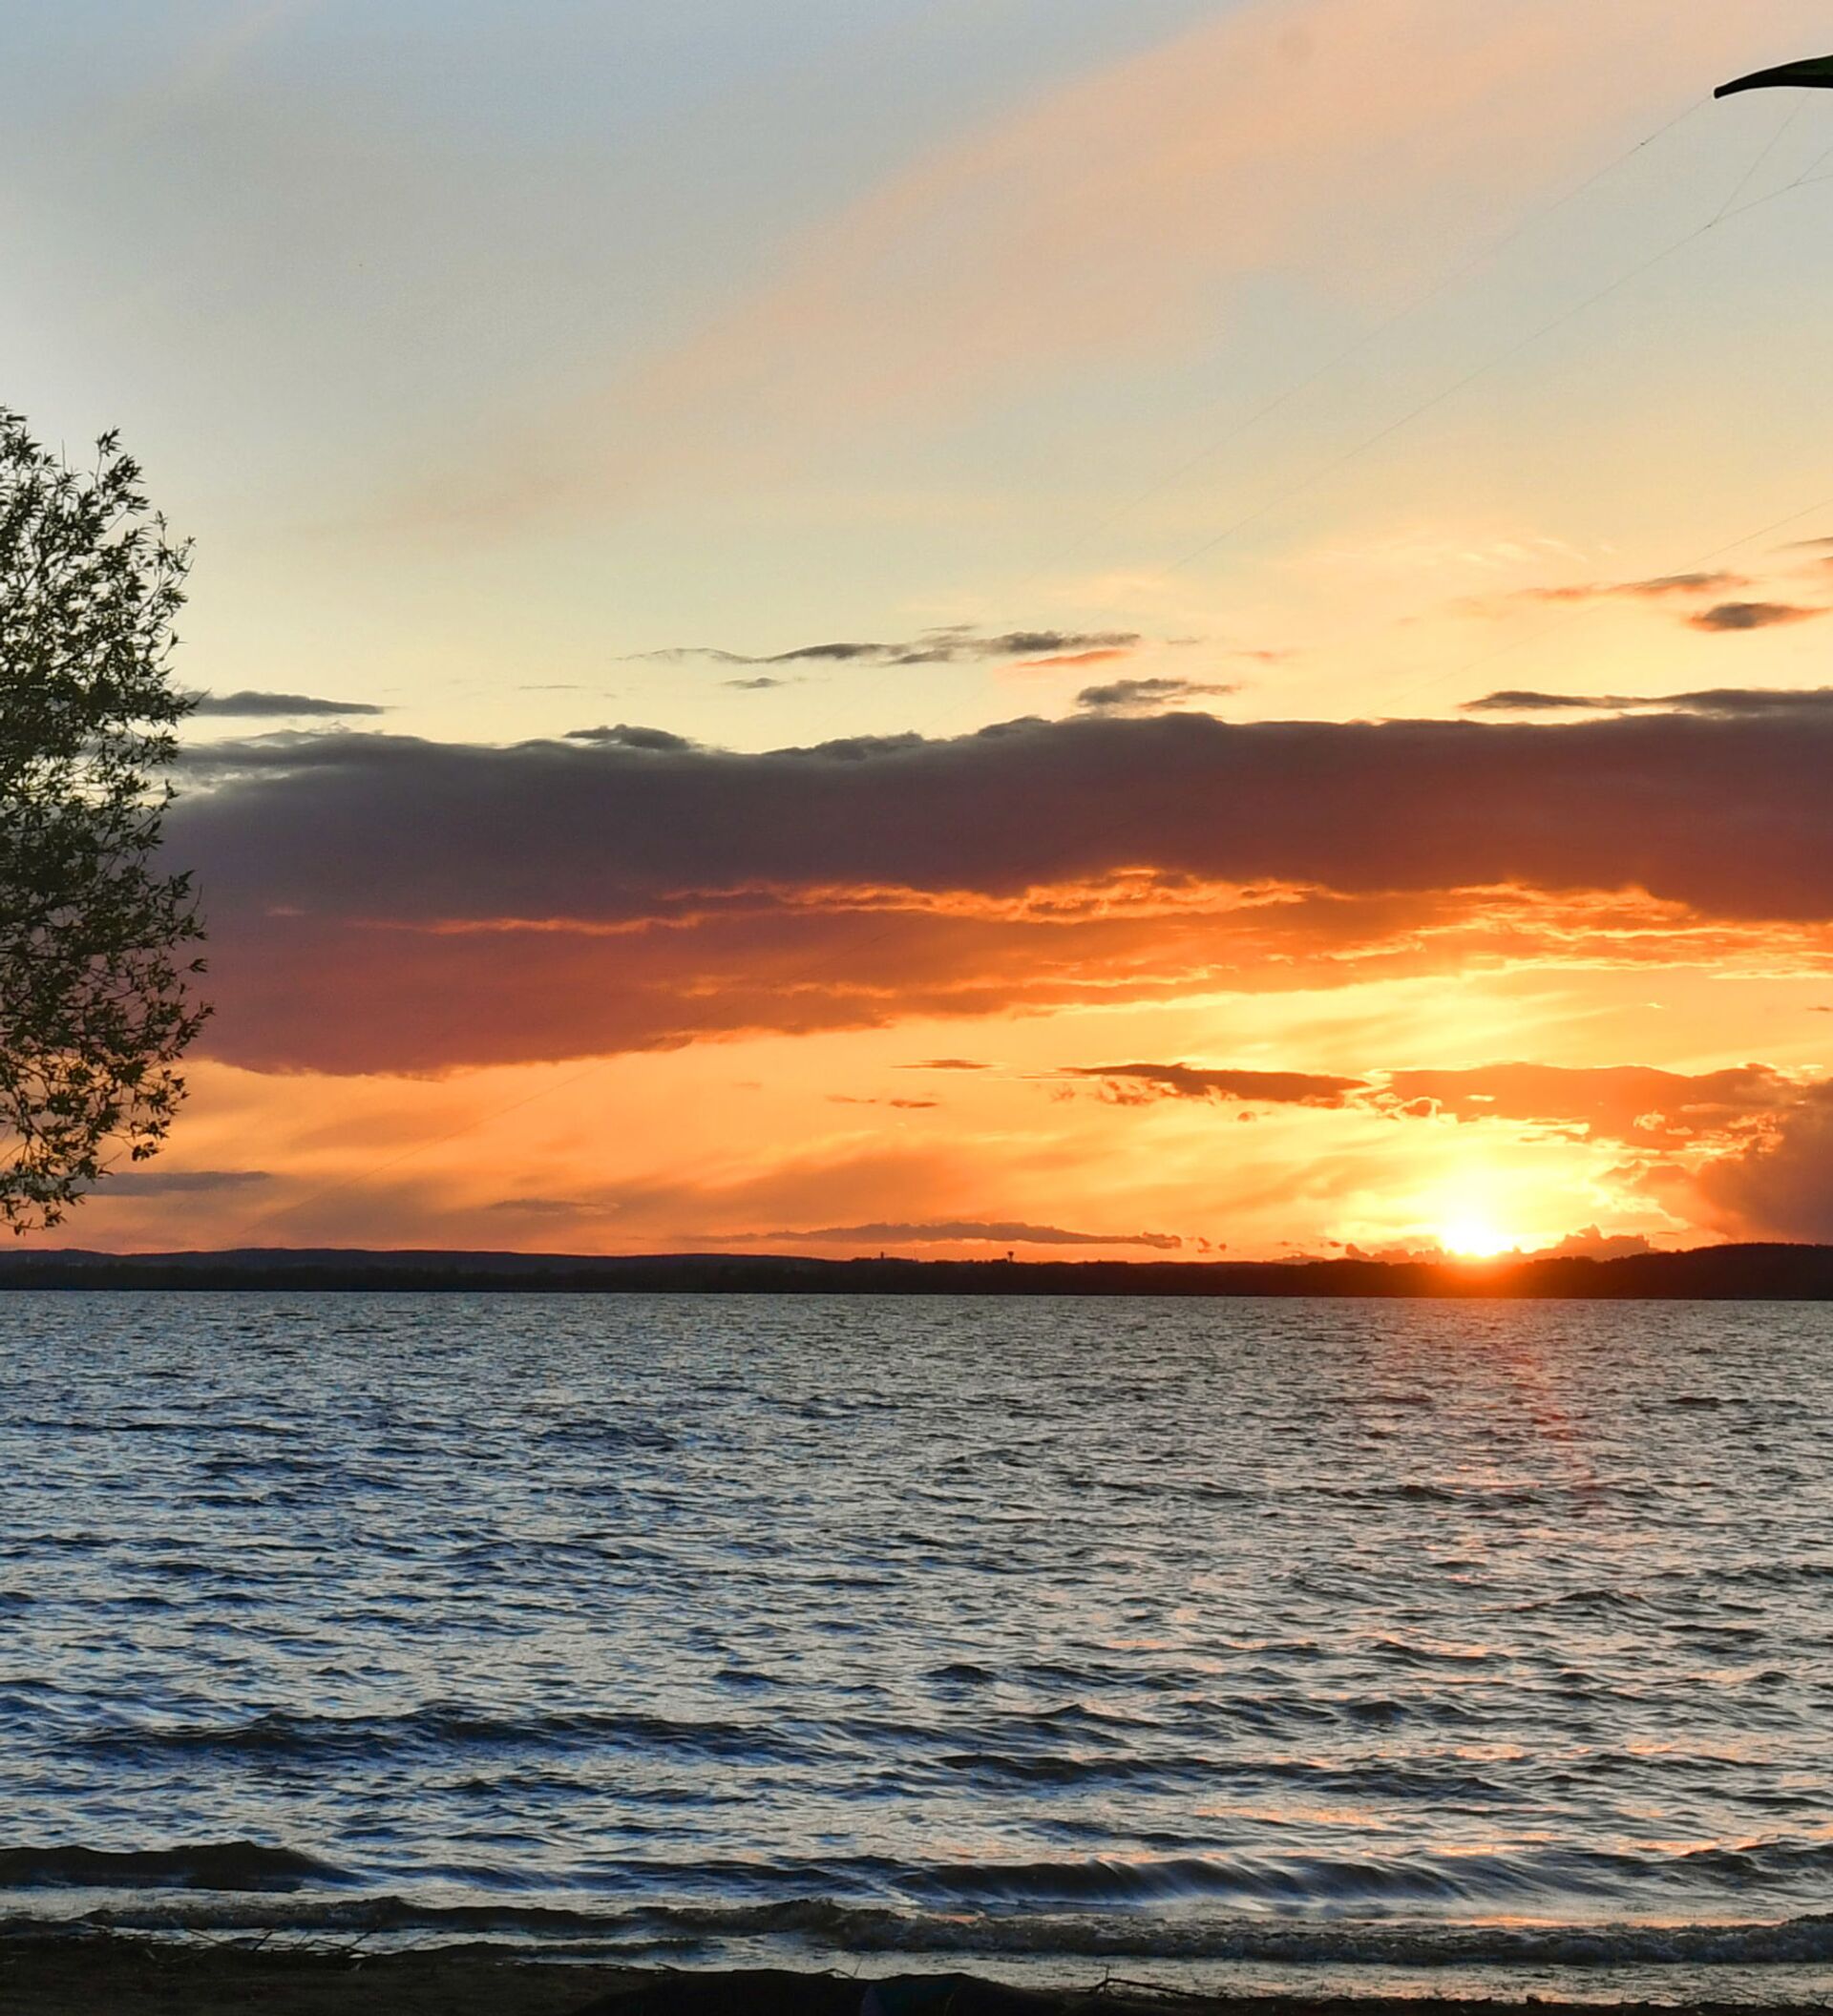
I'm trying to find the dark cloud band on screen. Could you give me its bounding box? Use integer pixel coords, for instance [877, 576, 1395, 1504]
[174, 708, 1833, 925]
[165, 707, 1833, 1073]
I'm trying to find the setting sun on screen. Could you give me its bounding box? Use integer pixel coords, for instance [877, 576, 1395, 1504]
[1441, 1211, 1515, 1261]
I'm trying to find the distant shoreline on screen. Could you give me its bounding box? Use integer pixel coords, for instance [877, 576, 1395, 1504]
[5, 1241, 1833, 1297]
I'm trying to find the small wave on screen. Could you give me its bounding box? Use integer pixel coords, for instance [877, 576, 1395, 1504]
[26, 1891, 1833, 1971]
[1673, 1840, 1833, 1882]
[929, 1751, 1214, 1789]
[1507, 1587, 1646, 1616]
[626, 1901, 1833, 1969]
[0, 1841, 348, 1893]
[69, 1706, 806, 1767]
[900, 1854, 1488, 1908]
[1366, 1637, 1496, 1668]
[61, 1834, 1818, 1921]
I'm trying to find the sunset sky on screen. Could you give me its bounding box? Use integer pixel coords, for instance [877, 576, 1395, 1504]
[12, 0, 1833, 1258]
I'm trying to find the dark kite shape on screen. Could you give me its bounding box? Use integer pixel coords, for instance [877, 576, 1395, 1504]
[1717, 54, 1833, 97]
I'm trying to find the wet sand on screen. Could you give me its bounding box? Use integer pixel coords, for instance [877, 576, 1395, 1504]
[0, 1938, 1819, 2016]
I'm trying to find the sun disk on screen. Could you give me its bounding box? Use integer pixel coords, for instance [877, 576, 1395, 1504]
[1442, 1211, 1512, 1261]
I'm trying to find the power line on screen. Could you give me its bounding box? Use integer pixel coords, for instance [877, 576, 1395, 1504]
[1001, 100, 1707, 599]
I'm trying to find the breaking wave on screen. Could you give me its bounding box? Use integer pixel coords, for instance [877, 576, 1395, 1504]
[9, 1876, 1833, 1975]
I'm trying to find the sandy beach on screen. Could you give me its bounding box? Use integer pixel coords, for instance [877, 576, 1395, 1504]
[3, 1938, 1821, 2016]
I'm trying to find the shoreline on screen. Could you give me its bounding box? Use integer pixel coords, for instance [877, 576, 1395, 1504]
[5, 1936, 1831, 2016]
[8, 1240, 1833, 1297]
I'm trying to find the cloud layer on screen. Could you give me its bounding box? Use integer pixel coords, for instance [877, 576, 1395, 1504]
[167, 704, 1833, 1075]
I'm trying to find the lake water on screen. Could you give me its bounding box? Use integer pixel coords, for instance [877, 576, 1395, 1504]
[2, 1292, 1831, 2001]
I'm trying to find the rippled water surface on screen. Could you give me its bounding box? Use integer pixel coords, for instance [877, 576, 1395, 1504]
[3, 1292, 1832, 1998]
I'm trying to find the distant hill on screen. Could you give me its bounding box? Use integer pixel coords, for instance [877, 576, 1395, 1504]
[5, 1243, 1833, 1296]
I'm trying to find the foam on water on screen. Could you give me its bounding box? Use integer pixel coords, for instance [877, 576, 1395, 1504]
[2, 1292, 1831, 1999]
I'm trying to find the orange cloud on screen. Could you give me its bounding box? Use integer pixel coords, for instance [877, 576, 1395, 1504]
[1690, 1086, 1833, 1241]
[1463, 571, 1753, 617]
[1055, 1057, 1812, 1154]
[1374, 1062, 1802, 1148]
[1012, 648, 1135, 673]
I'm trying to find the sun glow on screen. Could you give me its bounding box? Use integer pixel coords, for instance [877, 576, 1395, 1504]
[1441, 1210, 1514, 1261]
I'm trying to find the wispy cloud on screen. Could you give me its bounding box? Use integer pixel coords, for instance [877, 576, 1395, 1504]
[1689, 601, 1826, 634]
[1076, 676, 1236, 714]
[1492, 570, 1749, 609]
[1465, 575, 1825, 635]
[100, 1168, 270, 1195]
[1013, 648, 1135, 674]
[190, 690, 388, 718]
[643, 628, 1140, 670]
[484, 1196, 600, 1218]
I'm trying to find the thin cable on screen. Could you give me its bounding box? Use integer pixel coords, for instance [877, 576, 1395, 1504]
[1158, 216, 1731, 582]
[1709, 166, 1833, 232]
[1788, 131, 1833, 189]
[1003, 100, 1706, 596]
[1708, 96, 1803, 225]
